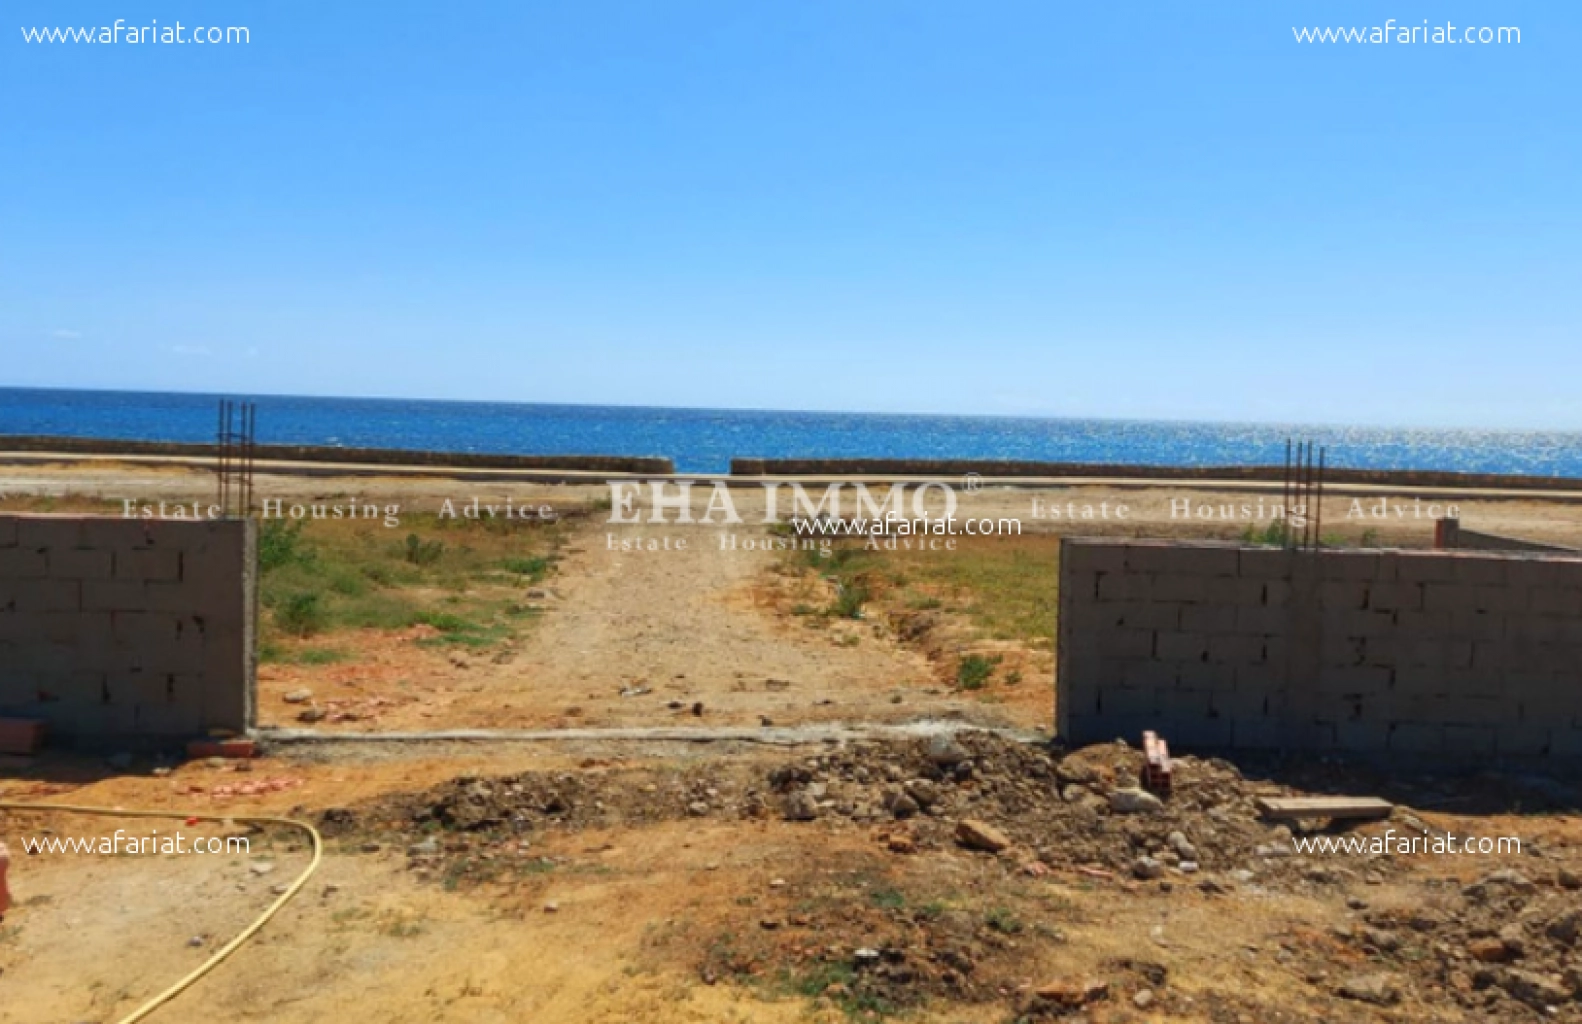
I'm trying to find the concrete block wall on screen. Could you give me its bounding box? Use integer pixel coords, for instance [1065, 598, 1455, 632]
[0, 515, 256, 744]
[1057, 538, 1582, 763]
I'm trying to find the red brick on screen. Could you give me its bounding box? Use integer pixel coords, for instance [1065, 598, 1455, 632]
[187, 738, 256, 759]
[0, 718, 46, 755]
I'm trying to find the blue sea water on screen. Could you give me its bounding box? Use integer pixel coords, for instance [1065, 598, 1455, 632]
[3, 387, 1582, 477]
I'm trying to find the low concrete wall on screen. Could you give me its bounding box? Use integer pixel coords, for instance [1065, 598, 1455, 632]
[1435, 517, 1577, 555]
[732, 457, 1582, 492]
[0, 515, 255, 746]
[0, 435, 674, 475]
[1057, 538, 1582, 763]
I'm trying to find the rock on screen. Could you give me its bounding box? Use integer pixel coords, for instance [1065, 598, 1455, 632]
[1359, 927, 1401, 953]
[297, 706, 327, 723]
[1133, 856, 1165, 881]
[1465, 869, 1534, 900]
[687, 801, 710, 817]
[955, 819, 1012, 853]
[926, 735, 970, 767]
[1133, 989, 1155, 1009]
[1167, 830, 1198, 861]
[904, 779, 942, 808]
[408, 837, 440, 857]
[1055, 759, 1099, 786]
[783, 791, 820, 822]
[885, 791, 920, 819]
[1109, 788, 1164, 814]
[1337, 973, 1400, 1006]
[853, 948, 882, 966]
[248, 861, 276, 876]
[1558, 868, 1582, 891]
[1469, 938, 1513, 963]
[283, 688, 313, 704]
[1179, 860, 1199, 874]
[1060, 784, 1088, 803]
[543, 901, 559, 913]
[1502, 968, 1571, 1008]
[1033, 977, 1109, 1008]
[1547, 908, 1582, 946]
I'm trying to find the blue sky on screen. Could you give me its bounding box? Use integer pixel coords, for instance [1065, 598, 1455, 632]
[2, 1, 1578, 428]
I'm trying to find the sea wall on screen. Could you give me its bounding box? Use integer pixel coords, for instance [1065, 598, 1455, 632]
[0, 435, 673, 476]
[1057, 538, 1582, 763]
[731, 457, 1582, 493]
[0, 515, 255, 745]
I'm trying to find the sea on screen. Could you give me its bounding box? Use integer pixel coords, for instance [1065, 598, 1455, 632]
[3, 387, 1581, 478]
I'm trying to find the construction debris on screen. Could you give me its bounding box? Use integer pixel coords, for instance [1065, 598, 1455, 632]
[1141, 730, 1172, 797]
[1255, 796, 1394, 822]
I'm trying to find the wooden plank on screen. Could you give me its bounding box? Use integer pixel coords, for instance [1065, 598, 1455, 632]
[1256, 796, 1394, 821]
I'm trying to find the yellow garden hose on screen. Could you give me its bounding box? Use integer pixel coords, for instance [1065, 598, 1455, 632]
[0, 800, 323, 1024]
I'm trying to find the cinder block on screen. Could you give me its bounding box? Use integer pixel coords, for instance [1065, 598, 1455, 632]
[1495, 723, 1551, 756]
[15, 580, 80, 613]
[1443, 724, 1497, 755]
[16, 517, 83, 550]
[1181, 605, 1239, 634]
[1157, 687, 1213, 719]
[1099, 629, 1155, 659]
[114, 548, 182, 583]
[1530, 587, 1582, 616]
[1315, 665, 1391, 695]
[1123, 660, 1177, 689]
[1157, 632, 1209, 662]
[1452, 557, 1511, 586]
[133, 702, 206, 737]
[1176, 660, 1234, 690]
[82, 580, 149, 612]
[1113, 602, 1181, 632]
[1230, 715, 1281, 748]
[1388, 722, 1445, 754]
[1471, 585, 1528, 615]
[1368, 582, 1423, 613]
[1448, 610, 1505, 643]
[1397, 555, 1460, 583]
[1237, 606, 1288, 635]
[1320, 580, 1371, 611]
[1334, 720, 1391, 752]
[1165, 716, 1234, 748]
[1063, 540, 1126, 575]
[46, 548, 114, 580]
[1320, 551, 1382, 581]
[1102, 686, 1160, 718]
[1320, 633, 1366, 666]
[1097, 572, 1149, 603]
[1208, 633, 1264, 664]
[1153, 573, 1211, 602]
[1324, 609, 1396, 638]
[1217, 687, 1272, 719]
[1238, 547, 1294, 579]
[0, 548, 49, 579]
[1235, 662, 1287, 693]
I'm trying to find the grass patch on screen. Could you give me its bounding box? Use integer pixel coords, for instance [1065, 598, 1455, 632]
[956, 653, 1002, 690]
[258, 511, 566, 653]
[785, 534, 1061, 646]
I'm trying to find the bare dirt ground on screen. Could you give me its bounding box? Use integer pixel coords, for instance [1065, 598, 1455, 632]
[4, 463, 1582, 1023]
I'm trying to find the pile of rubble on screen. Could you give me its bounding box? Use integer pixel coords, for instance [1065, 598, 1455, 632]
[335, 731, 1581, 1018]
